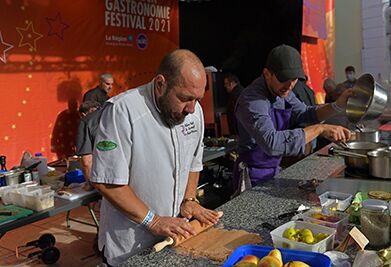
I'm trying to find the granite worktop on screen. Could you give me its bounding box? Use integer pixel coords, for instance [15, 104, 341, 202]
[120, 147, 345, 267]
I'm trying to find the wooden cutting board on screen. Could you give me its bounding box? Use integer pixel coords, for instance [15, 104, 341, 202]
[175, 226, 262, 263]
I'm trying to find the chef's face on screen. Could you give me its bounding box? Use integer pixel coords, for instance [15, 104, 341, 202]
[264, 68, 297, 98]
[156, 63, 206, 126]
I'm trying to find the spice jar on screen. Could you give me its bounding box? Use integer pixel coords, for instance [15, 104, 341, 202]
[360, 199, 390, 248]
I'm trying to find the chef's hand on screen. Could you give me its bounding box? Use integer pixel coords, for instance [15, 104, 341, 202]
[335, 88, 354, 109]
[148, 215, 196, 240]
[82, 181, 94, 191]
[180, 200, 221, 225]
[320, 124, 351, 141]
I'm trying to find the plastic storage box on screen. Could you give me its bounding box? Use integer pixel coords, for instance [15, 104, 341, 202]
[301, 207, 349, 241]
[318, 191, 352, 211]
[223, 245, 331, 267]
[23, 187, 54, 211]
[270, 221, 336, 253]
[0, 185, 54, 211]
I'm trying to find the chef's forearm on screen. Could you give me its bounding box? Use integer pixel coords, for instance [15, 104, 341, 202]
[92, 183, 149, 224]
[80, 154, 92, 181]
[304, 124, 324, 144]
[183, 172, 200, 199]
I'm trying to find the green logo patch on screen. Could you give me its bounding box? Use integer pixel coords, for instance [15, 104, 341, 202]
[96, 140, 118, 151]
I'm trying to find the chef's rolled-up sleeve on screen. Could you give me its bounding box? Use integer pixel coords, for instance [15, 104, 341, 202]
[236, 96, 306, 156]
[91, 102, 131, 185]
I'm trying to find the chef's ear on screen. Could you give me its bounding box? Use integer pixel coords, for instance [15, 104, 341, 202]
[155, 74, 167, 95]
[263, 68, 272, 78]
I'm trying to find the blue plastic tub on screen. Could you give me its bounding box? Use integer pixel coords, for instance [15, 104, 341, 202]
[65, 169, 85, 183]
[223, 245, 331, 267]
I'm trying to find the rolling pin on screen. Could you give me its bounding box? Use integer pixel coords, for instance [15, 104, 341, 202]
[153, 211, 223, 252]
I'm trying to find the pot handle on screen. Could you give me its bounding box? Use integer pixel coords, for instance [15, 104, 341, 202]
[334, 141, 350, 150]
[329, 147, 368, 158]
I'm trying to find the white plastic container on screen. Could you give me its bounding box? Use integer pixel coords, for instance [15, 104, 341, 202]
[0, 184, 22, 198]
[318, 191, 352, 211]
[0, 184, 54, 211]
[301, 207, 349, 241]
[23, 187, 54, 211]
[270, 221, 336, 253]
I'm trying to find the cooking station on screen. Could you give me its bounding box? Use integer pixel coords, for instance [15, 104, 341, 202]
[114, 147, 359, 266]
[119, 118, 391, 266]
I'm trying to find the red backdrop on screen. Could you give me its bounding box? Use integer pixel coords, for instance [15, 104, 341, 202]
[0, 0, 179, 167]
[302, 0, 335, 104]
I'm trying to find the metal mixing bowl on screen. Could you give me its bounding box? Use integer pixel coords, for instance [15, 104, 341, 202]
[346, 73, 388, 123]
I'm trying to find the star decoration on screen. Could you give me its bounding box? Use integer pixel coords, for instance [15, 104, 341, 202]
[46, 12, 70, 40]
[0, 31, 14, 64]
[16, 21, 43, 52]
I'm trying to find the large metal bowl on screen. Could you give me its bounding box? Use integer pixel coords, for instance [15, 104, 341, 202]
[346, 73, 388, 123]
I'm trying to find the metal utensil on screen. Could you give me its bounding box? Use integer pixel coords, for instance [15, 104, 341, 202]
[334, 141, 349, 150]
[329, 147, 367, 159]
[355, 124, 364, 133]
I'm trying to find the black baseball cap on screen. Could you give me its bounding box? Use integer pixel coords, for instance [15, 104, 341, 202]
[265, 44, 305, 82]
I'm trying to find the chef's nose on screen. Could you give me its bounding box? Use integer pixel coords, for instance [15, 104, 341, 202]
[185, 100, 196, 114]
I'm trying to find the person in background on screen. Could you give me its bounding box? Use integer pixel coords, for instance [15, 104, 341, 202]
[234, 44, 353, 190]
[323, 78, 338, 103]
[83, 73, 114, 105]
[335, 66, 357, 99]
[90, 49, 221, 266]
[224, 73, 244, 136]
[292, 76, 316, 107]
[76, 100, 102, 191]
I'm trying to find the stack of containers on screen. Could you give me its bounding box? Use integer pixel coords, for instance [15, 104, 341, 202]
[1, 184, 54, 211]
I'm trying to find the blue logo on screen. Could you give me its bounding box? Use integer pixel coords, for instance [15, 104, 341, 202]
[127, 35, 133, 42]
[136, 33, 148, 50]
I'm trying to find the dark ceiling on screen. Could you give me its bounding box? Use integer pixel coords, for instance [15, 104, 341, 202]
[179, 0, 303, 86]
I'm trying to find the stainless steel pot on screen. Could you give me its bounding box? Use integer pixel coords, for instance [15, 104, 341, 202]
[367, 147, 391, 179]
[350, 129, 380, 143]
[329, 141, 387, 173]
[3, 170, 23, 185]
[346, 73, 388, 123]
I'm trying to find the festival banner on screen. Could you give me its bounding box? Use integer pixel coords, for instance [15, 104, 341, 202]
[0, 0, 179, 167]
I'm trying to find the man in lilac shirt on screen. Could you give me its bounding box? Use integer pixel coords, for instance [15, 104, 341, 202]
[234, 45, 352, 188]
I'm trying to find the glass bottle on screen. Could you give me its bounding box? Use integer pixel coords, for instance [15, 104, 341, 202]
[0, 155, 6, 171]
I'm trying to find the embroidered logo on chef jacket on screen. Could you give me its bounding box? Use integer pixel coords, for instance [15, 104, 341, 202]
[96, 140, 118, 151]
[181, 121, 197, 136]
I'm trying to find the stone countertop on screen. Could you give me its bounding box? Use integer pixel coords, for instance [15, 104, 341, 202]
[120, 148, 345, 267]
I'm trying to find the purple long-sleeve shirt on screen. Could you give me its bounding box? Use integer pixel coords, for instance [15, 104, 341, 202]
[235, 75, 320, 156]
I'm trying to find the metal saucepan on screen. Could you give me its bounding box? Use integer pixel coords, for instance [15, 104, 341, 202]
[350, 128, 380, 143]
[367, 147, 391, 179]
[329, 141, 388, 173]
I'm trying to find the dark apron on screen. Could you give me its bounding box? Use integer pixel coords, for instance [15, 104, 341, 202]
[233, 103, 293, 189]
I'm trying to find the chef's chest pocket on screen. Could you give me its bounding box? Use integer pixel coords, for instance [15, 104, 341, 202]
[181, 138, 198, 172]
